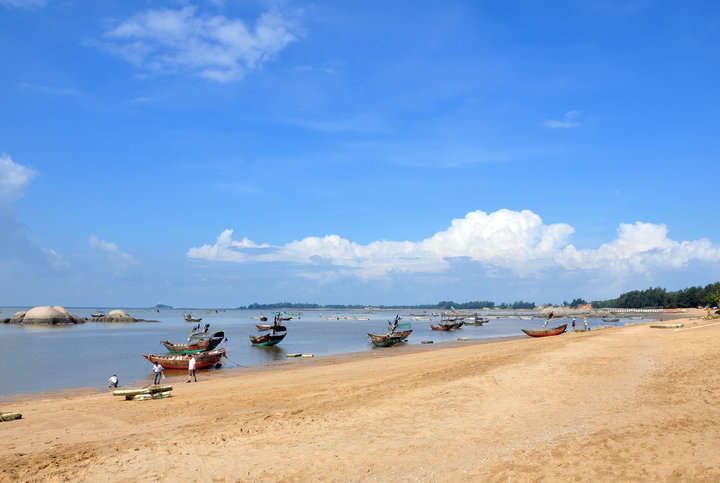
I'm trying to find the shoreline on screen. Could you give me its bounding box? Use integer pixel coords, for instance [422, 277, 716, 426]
[3, 309, 718, 481]
[1, 333, 526, 403]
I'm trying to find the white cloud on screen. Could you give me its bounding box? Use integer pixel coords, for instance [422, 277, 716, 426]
[187, 210, 720, 284]
[89, 235, 142, 271]
[543, 110, 582, 129]
[0, 153, 36, 207]
[104, 5, 300, 82]
[0, 0, 45, 9]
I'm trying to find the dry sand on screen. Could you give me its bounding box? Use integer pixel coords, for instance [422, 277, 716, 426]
[2, 309, 719, 482]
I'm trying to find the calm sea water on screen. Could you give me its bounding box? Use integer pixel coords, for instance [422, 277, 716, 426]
[0, 308, 638, 397]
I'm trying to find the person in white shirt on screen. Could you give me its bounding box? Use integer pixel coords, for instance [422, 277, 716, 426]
[108, 374, 118, 388]
[187, 354, 197, 383]
[152, 362, 164, 385]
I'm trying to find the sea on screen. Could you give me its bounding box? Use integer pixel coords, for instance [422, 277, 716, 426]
[0, 307, 641, 398]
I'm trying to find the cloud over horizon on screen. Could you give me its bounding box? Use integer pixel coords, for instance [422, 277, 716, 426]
[187, 209, 720, 285]
[103, 5, 301, 82]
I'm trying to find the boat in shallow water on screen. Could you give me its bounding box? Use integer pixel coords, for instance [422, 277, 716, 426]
[142, 348, 226, 369]
[161, 331, 224, 353]
[184, 313, 202, 323]
[520, 324, 568, 338]
[249, 332, 287, 346]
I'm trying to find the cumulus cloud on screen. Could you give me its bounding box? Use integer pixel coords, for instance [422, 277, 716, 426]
[0, 153, 36, 207]
[0, 155, 65, 273]
[89, 235, 142, 272]
[187, 209, 720, 284]
[103, 5, 300, 82]
[543, 110, 581, 129]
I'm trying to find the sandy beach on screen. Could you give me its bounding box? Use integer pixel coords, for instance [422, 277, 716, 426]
[2, 309, 719, 482]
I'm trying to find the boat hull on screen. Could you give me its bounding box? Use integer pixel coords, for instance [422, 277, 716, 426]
[249, 332, 286, 346]
[161, 332, 224, 353]
[368, 332, 395, 347]
[521, 324, 568, 338]
[142, 349, 226, 370]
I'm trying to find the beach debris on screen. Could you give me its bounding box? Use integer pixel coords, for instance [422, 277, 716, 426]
[650, 323, 684, 329]
[286, 353, 301, 357]
[301, 354, 314, 358]
[421, 340, 433, 344]
[457, 337, 469, 341]
[113, 385, 173, 401]
[0, 412, 22, 422]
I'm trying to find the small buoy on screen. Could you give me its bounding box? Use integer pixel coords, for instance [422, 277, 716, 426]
[421, 340, 433, 344]
[286, 353, 301, 357]
[301, 354, 314, 358]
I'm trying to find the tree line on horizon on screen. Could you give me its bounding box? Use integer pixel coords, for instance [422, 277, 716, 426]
[238, 282, 720, 311]
[240, 300, 536, 310]
[591, 282, 720, 309]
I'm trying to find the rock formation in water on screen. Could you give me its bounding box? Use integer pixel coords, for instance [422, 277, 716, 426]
[2, 306, 85, 325]
[89, 309, 159, 323]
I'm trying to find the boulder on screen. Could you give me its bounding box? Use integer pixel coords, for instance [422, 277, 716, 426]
[4, 306, 84, 325]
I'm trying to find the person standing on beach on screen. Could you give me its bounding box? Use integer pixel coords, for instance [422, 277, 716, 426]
[152, 362, 164, 385]
[572, 318, 576, 330]
[583, 317, 588, 331]
[187, 354, 197, 383]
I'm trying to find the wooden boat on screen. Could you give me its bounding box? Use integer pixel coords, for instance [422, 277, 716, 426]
[463, 316, 488, 326]
[430, 324, 453, 331]
[256, 324, 287, 331]
[187, 323, 214, 341]
[520, 324, 568, 338]
[161, 331, 224, 353]
[389, 329, 413, 342]
[142, 348, 226, 370]
[249, 331, 286, 346]
[184, 313, 202, 323]
[368, 332, 395, 347]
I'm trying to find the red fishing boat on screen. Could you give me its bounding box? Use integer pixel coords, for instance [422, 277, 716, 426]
[143, 348, 226, 369]
[521, 324, 568, 338]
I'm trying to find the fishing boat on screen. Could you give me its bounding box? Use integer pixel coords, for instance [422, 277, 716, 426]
[250, 316, 287, 346]
[161, 331, 224, 353]
[463, 316, 488, 326]
[249, 332, 287, 346]
[184, 313, 202, 323]
[520, 324, 568, 338]
[91, 309, 105, 318]
[187, 323, 215, 341]
[389, 329, 413, 342]
[430, 323, 453, 331]
[142, 348, 226, 370]
[367, 332, 395, 347]
[256, 324, 287, 331]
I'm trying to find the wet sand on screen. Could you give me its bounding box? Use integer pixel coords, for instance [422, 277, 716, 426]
[2, 309, 719, 482]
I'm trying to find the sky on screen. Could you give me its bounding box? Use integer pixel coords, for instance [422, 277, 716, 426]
[1, 0, 719, 307]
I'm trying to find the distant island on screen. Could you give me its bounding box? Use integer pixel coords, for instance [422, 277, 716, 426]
[153, 304, 173, 309]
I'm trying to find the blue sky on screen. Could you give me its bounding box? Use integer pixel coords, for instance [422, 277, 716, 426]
[1, 0, 719, 307]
